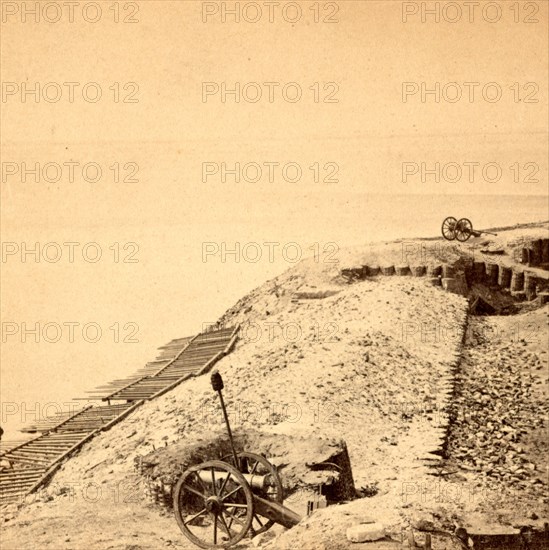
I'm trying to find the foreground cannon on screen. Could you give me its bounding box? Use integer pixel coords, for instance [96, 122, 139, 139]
[173, 371, 302, 548]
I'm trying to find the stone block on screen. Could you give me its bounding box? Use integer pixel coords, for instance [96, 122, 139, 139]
[346, 522, 386, 543]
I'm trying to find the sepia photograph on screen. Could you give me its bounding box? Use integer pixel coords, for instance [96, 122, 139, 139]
[0, 1, 548, 548]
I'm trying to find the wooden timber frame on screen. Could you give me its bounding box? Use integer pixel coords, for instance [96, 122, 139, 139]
[0, 326, 239, 506]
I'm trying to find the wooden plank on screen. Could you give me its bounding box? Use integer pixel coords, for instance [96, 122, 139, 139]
[22, 444, 74, 451]
[0, 435, 42, 457]
[196, 350, 226, 376]
[1, 487, 38, 497]
[0, 477, 44, 484]
[24, 439, 76, 447]
[1, 474, 42, 483]
[188, 345, 230, 353]
[0, 472, 45, 481]
[29, 435, 81, 441]
[6, 451, 57, 460]
[23, 428, 102, 500]
[3, 489, 43, 499]
[149, 333, 199, 377]
[186, 341, 232, 350]
[11, 446, 61, 455]
[196, 327, 239, 377]
[3, 455, 50, 466]
[7, 449, 54, 459]
[174, 349, 228, 359]
[0, 480, 43, 489]
[102, 376, 153, 400]
[146, 374, 194, 400]
[41, 405, 94, 434]
[99, 400, 144, 432]
[23, 441, 75, 447]
[96, 334, 198, 401]
[54, 418, 110, 424]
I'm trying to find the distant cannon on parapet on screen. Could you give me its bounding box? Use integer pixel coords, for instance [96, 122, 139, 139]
[441, 217, 497, 242]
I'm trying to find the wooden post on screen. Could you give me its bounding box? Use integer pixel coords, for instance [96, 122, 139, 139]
[510, 269, 524, 292]
[524, 272, 537, 301]
[442, 264, 454, 278]
[426, 265, 442, 277]
[531, 239, 542, 266]
[472, 261, 485, 283]
[541, 239, 549, 264]
[498, 266, 512, 288]
[485, 263, 499, 286]
[410, 265, 426, 277]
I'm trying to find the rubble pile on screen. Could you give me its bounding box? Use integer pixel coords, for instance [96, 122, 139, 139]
[448, 311, 549, 508]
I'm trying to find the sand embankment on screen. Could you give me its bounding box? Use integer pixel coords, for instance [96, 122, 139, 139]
[1, 223, 547, 550]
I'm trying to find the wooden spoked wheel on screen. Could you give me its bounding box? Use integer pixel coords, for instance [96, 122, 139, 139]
[173, 460, 253, 549]
[441, 217, 457, 240]
[455, 218, 473, 242]
[223, 451, 283, 536]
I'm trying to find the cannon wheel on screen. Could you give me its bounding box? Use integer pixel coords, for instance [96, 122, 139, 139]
[441, 217, 457, 240]
[223, 451, 284, 536]
[455, 218, 473, 242]
[173, 460, 254, 549]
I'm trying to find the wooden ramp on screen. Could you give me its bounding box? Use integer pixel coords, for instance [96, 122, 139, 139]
[0, 326, 238, 507]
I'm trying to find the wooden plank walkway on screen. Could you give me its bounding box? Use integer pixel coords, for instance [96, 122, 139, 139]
[0, 326, 238, 506]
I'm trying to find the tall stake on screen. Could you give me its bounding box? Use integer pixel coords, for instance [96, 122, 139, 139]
[210, 371, 239, 467]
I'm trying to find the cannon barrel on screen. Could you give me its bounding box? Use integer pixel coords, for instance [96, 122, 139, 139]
[195, 469, 273, 491]
[252, 494, 302, 529]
